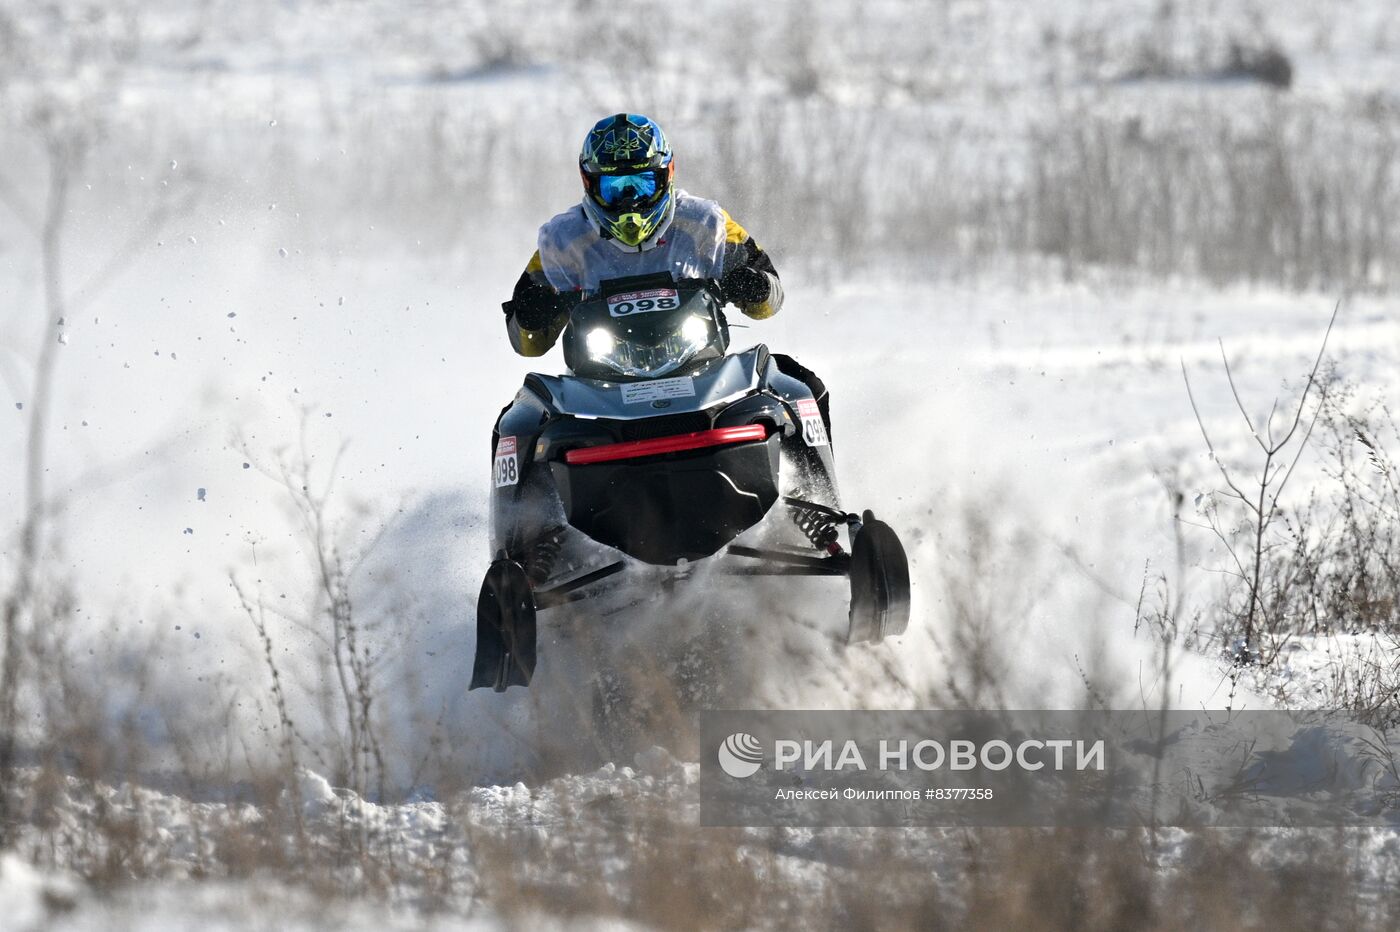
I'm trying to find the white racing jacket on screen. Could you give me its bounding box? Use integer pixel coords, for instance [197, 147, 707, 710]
[538, 190, 728, 293]
[507, 190, 783, 357]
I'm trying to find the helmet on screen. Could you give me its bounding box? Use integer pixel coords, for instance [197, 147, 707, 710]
[579, 113, 675, 251]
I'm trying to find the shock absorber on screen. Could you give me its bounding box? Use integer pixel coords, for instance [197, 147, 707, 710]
[789, 503, 843, 556]
[523, 526, 565, 586]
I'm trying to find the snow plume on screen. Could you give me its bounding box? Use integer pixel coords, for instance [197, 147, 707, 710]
[244, 330, 1251, 792]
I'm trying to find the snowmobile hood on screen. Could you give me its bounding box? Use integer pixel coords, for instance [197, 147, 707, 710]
[532, 346, 766, 421]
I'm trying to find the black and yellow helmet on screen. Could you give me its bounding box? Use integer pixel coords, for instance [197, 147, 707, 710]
[579, 113, 676, 251]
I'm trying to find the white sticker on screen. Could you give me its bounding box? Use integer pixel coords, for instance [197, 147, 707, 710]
[621, 376, 697, 405]
[494, 436, 519, 487]
[607, 287, 680, 318]
[797, 399, 828, 447]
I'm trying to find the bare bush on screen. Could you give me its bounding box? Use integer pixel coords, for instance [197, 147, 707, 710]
[1176, 305, 1400, 724]
[238, 429, 394, 807]
[1315, 385, 1400, 634]
[0, 2, 196, 844]
[1181, 303, 1336, 664]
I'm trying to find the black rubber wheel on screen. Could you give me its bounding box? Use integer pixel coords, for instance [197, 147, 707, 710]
[468, 558, 538, 692]
[847, 511, 911, 643]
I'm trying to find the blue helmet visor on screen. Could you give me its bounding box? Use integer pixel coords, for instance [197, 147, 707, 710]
[596, 171, 660, 207]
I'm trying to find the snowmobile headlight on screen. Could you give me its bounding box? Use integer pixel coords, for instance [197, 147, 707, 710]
[586, 327, 616, 359]
[680, 314, 709, 348]
[580, 313, 719, 378]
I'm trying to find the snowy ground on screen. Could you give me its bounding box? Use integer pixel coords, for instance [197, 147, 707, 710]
[6, 253, 1397, 926]
[4, 0, 1400, 927]
[16, 260, 1383, 773]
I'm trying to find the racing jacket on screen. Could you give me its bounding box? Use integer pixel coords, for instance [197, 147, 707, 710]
[504, 190, 783, 357]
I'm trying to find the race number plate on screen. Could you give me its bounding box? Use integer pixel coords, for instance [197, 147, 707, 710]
[797, 399, 828, 447]
[607, 287, 680, 318]
[493, 436, 519, 487]
[621, 376, 696, 405]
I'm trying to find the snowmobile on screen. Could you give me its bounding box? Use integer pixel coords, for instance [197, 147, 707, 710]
[470, 273, 910, 691]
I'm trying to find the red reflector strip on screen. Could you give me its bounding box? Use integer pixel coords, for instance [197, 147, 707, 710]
[564, 424, 769, 466]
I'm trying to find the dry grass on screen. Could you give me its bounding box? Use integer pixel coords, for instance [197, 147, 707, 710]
[474, 814, 1394, 931]
[3, 485, 1400, 928]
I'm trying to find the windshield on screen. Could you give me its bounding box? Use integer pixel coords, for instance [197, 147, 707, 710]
[562, 277, 729, 381]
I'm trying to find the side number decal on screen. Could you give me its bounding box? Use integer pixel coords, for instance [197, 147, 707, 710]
[494, 436, 520, 487]
[797, 399, 828, 447]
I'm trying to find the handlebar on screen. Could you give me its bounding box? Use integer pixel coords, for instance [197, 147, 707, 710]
[504, 275, 727, 324]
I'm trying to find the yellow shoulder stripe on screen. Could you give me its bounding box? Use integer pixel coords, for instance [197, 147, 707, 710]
[525, 250, 544, 274]
[720, 209, 749, 245]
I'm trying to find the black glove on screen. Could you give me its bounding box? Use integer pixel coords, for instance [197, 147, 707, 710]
[505, 290, 563, 331]
[719, 265, 771, 306]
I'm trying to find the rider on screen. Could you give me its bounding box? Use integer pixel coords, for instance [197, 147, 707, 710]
[502, 113, 829, 430]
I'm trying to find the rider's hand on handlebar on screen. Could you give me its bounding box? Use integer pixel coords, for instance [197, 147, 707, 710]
[719, 265, 771, 306]
[509, 291, 569, 331]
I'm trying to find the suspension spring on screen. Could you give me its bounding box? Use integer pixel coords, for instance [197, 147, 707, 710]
[523, 526, 565, 585]
[790, 504, 843, 555]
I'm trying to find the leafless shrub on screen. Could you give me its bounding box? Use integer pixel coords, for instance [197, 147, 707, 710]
[1181, 303, 1337, 664]
[238, 428, 396, 821]
[1319, 634, 1400, 725]
[231, 576, 308, 856]
[1314, 386, 1400, 634]
[1174, 306, 1400, 723]
[0, 575, 212, 886]
[0, 2, 196, 841]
